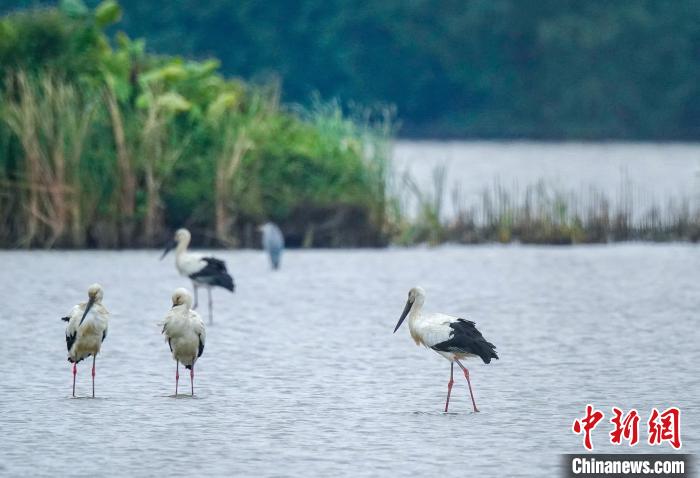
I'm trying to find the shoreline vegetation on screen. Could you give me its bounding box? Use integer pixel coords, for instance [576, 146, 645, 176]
[0, 1, 393, 248]
[1, 2, 699, 249]
[394, 170, 700, 246]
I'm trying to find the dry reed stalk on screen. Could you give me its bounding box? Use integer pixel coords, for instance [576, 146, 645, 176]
[214, 128, 253, 246]
[139, 96, 188, 246]
[105, 88, 136, 243]
[3, 73, 94, 247]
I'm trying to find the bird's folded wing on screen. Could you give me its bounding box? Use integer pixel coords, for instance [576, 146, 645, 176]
[160, 312, 175, 337]
[417, 314, 456, 348]
[65, 306, 82, 352]
[192, 313, 206, 343]
[191, 257, 228, 276]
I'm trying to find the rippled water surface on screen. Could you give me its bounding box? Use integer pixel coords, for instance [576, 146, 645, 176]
[1, 245, 698, 476]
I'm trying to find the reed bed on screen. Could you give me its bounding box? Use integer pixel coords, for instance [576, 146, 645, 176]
[396, 169, 700, 245]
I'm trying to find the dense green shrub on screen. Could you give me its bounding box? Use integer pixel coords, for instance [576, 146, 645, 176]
[0, 1, 393, 248]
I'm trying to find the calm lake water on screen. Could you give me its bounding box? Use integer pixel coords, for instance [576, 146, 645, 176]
[1, 245, 698, 476]
[394, 141, 700, 216]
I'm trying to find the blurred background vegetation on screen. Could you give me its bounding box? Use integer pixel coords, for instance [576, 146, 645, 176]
[1, 0, 699, 249]
[3, 0, 699, 139]
[0, 0, 394, 248]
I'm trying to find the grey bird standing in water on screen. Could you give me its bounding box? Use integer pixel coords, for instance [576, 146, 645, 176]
[259, 222, 285, 270]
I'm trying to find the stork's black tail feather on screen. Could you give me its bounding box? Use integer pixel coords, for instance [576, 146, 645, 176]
[476, 340, 499, 364]
[431, 318, 499, 364]
[61, 316, 70, 322]
[192, 257, 235, 292]
[215, 273, 235, 292]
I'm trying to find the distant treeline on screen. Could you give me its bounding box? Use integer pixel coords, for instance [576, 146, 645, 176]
[0, 1, 392, 248]
[2, 0, 699, 139]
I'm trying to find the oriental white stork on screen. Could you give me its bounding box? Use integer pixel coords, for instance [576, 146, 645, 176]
[160, 288, 206, 396]
[161, 228, 235, 324]
[393, 286, 498, 413]
[61, 283, 109, 398]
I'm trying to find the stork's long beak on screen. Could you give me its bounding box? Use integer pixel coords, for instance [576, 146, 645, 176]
[393, 299, 414, 333]
[79, 297, 95, 326]
[160, 239, 177, 260]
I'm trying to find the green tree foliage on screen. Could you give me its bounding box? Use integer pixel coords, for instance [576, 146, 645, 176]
[0, 1, 393, 248]
[2, 0, 694, 138]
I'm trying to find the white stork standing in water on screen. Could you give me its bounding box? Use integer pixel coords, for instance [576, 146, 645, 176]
[161, 228, 235, 324]
[61, 283, 109, 398]
[393, 287, 498, 413]
[160, 288, 205, 396]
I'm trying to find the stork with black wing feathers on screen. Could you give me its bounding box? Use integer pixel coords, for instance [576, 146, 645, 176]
[61, 283, 109, 398]
[393, 286, 498, 413]
[161, 228, 235, 324]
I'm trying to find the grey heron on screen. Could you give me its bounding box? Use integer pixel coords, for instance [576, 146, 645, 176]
[259, 222, 285, 270]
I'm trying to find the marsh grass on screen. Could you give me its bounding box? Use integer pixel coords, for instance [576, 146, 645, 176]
[282, 98, 396, 247]
[399, 166, 700, 245]
[2, 72, 96, 247]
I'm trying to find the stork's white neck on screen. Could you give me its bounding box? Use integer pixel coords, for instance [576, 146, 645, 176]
[406, 298, 426, 346]
[175, 236, 190, 258]
[408, 298, 424, 330]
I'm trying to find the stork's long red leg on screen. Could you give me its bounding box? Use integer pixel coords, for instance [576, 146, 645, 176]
[190, 364, 194, 397]
[91, 355, 96, 398]
[175, 361, 179, 396]
[72, 363, 77, 397]
[455, 359, 479, 413]
[444, 362, 455, 412]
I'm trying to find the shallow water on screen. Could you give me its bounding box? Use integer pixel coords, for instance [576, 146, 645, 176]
[0, 245, 697, 476]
